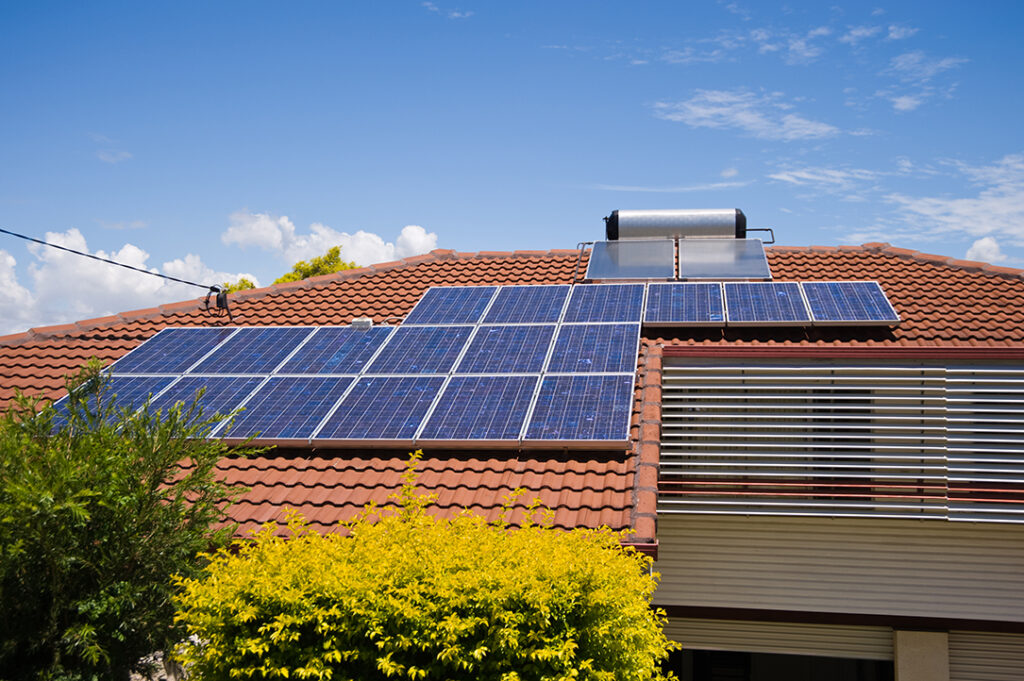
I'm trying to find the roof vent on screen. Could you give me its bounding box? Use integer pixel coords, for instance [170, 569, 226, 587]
[604, 208, 746, 240]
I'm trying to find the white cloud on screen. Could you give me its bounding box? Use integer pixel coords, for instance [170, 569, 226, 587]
[722, 2, 751, 20]
[594, 181, 749, 193]
[0, 229, 257, 335]
[221, 210, 439, 266]
[784, 27, 831, 63]
[423, 2, 471, 18]
[886, 154, 1024, 241]
[839, 25, 882, 45]
[0, 250, 35, 334]
[96, 219, 147, 230]
[889, 94, 923, 112]
[966, 236, 1008, 263]
[97, 150, 133, 164]
[653, 89, 839, 141]
[887, 25, 919, 40]
[769, 166, 882, 192]
[721, 167, 739, 178]
[887, 50, 967, 82]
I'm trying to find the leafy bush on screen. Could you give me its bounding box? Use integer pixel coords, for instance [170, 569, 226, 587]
[0, 362, 258, 681]
[174, 454, 676, 681]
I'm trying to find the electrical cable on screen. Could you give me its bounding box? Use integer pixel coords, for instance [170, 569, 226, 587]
[0, 226, 221, 293]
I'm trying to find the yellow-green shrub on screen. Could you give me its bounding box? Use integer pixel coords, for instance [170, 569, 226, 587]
[174, 454, 676, 680]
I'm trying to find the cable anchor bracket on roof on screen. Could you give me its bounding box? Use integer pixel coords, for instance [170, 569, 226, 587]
[203, 285, 234, 320]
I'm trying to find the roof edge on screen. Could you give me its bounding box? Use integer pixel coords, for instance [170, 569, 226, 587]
[0, 247, 583, 347]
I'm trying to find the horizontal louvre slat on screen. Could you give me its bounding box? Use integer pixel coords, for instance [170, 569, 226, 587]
[660, 361, 1024, 522]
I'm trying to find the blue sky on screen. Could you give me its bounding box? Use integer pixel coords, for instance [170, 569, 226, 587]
[1, 1, 1022, 333]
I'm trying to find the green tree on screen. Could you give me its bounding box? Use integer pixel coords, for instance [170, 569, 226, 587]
[0, 362, 260, 681]
[221, 277, 257, 293]
[273, 246, 357, 285]
[174, 453, 677, 681]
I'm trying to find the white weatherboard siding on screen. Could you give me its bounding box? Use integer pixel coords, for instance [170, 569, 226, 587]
[949, 632, 1024, 681]
[663, 617, 893, 660]
[655, 514, 1024, 622]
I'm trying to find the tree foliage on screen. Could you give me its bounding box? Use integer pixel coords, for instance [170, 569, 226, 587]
[273, 246, 357, 285]
[174, 453, 676, 681]
[0, 362, 258, 681]
[222, 277, 257, 293]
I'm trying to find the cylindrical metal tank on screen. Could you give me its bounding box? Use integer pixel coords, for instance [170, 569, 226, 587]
[604, 209, 746, 240]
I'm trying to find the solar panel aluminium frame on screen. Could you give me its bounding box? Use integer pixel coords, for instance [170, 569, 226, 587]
[519, 372, 635, 449]
[801, 280, 901, 327]
[401, 285, 499, 325]
[643, 282, 726, 328]
[545, 322, 643, 374]
[189, 326, 322, 375]
[309, 373, 448, 448]
[414, 373, 543, 449]
[723, 281, 813, 327]
[481, 285, 572, 325]
[561, 282, 648, 324]
[213, 374, 358, 447]
[109, 327, 243, 375]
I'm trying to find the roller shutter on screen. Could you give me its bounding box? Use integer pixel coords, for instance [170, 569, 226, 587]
[664, 617, 893, 661]
[949, 632, 1024, 681]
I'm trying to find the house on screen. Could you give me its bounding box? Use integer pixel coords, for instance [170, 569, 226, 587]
[1, 236, 1023, 681]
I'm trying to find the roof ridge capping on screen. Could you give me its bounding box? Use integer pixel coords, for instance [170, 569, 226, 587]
[0, 247, 581, 346]
[858, 242, 1024, 280]
[764, 242, 1024, 280]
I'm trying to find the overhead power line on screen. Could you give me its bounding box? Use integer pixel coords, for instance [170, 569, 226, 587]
[0, 226, 233, 317]
[0, 226, 220, 292]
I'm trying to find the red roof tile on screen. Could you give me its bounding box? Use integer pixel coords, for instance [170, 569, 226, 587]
[3, 243, 1024, 541]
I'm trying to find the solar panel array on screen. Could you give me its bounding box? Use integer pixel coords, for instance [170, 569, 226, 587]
[60, 280, 897, 448]
[644, 281, 899, 327]
[78, 284, 640, 448]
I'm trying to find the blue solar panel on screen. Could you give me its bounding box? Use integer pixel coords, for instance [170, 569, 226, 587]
[315, 376, 445, 441]
[192, 327, 315, 374]
[220, 376, 353, 440]
[725, 282, 811, 326]
[547, 324, 640, 373]
[455, 325, 555, 374]
[149, 376, 264, 418]
[524, 374, 634, 442]
[645, 283, 725, 326]
[52, 375, 177, 429]
[364, 326, 473, 375]
[482, 285, 570, 324]
[112, 327, 235, 374]
[419, 375, 538, 441]
[277, 326, 393, 374]
[404, 286, 497, 325]
[563, 284, 644, 323]
[802, 281, 900, 326]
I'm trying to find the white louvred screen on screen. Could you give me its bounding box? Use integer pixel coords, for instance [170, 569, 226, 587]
[659, 360, 1024, 522]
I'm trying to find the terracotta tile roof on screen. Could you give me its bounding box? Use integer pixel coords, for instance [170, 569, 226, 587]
[3, 243, 1024, 542]
[207, 451, 633, 537]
